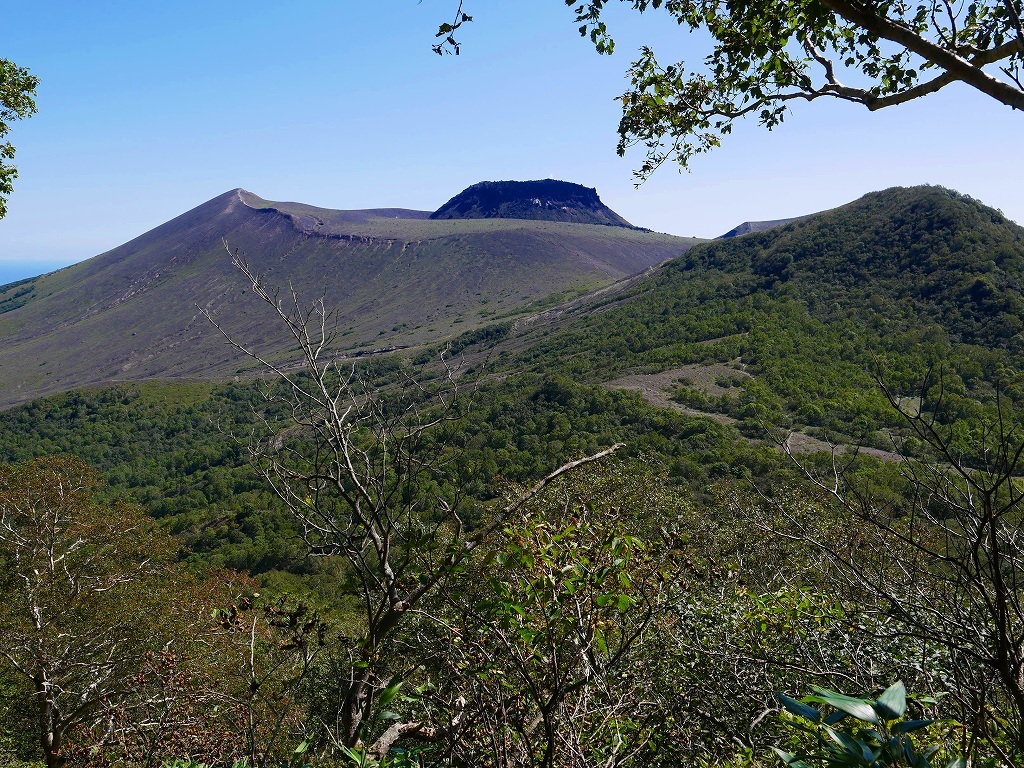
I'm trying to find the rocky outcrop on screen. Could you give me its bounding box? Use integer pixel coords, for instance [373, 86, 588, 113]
[430, 180, 634, 227]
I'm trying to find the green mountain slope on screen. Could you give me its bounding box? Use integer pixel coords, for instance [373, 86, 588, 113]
[700, 185, 1024, 346]
[0, 185, 1021, 583]
[494, 186, 1024, 440]
[0, 187, 698, 407]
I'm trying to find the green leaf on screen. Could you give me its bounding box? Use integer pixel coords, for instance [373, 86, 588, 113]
[874, 680, 907, 719]
[825, 727, 873, 762]
[776, 693, 821, 722]
[809, 688, 879, 724]
[891, 718, 933, 733]
[823, 710, 848, 725]
[377, 675, 404, 709]
[770, 747, 814, 768]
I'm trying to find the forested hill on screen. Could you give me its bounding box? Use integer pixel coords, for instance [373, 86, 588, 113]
[690, 185, 1024, 348]
[499, 185, 1024, 443]
[512, 185, 1024, 372]
[3, 185, 1024, 766]
[1, 184, 1022, 584]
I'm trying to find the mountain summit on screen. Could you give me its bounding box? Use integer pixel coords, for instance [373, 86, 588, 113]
[0, 187, 695, 406]
[430, 180, 634, 227]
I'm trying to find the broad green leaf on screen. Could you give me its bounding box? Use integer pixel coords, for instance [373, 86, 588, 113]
[824, 710, 848, 725]
[891, 718, 933, 733]
[770, 747, 795, 763]
[809, 688, 879, 724]
[825, 727, 873, 762]
[874, 680, 907, 719]
[770, 747, 814, 768]
[776, 693, 821, 722]
[377, 675, 404, 709]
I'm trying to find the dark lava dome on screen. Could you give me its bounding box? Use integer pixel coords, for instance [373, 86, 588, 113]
[430, 179, 634, 227]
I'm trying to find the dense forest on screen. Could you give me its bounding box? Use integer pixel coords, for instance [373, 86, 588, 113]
[1, 187, 1023, 767]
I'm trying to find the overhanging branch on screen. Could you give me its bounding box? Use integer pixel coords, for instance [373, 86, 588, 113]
[817, 0, 1024, 109]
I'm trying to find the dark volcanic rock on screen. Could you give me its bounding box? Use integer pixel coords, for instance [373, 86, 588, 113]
[430, 179, 634, 227]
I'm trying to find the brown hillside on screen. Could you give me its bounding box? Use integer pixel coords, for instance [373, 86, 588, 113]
[0, 189, 699, 406]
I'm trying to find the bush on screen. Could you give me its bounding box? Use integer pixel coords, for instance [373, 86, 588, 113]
[773, 682, 962, 768]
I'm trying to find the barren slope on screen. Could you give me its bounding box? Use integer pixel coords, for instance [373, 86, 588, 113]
[0, 189, 698, 406]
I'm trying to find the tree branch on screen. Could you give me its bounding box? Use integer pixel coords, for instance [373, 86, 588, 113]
[817, 0, 1024, 109]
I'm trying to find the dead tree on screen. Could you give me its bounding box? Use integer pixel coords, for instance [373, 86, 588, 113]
[204, 251, 622, 759]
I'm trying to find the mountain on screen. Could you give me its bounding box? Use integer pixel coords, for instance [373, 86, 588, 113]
[511, 185, 1024, 368]
[0, 187, 698, 407]
[478, 185, 1024, 443]
[693, 185, 1024, 347]
[1, 184, 1021, 581]
[430, 180, 634, 227]
[718, 215, 809, 238]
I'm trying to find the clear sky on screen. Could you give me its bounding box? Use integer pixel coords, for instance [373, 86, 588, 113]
[1, 1, 1022, 284]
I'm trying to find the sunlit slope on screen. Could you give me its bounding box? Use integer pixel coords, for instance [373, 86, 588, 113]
[0, 189, 698, 406]
[488, 186, 1024, 440]
[511, 185, 1024, 372]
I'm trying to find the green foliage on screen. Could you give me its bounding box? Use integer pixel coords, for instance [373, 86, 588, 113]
[0, 382, 323, 585]
[0, 370, 791, 599]
[0, 456, 219, 767]
[560, 0, 1024, 178]
[209, 593, 327, 766]
[4, 185, 1024, 764]
[0, 279, 35, 314]
[0, 58, 38, 219]
[0, 668, 37, 764]
[774, 683, 961, 768]
[331, 744, 424, 768]
[510, 187, 1024, 453]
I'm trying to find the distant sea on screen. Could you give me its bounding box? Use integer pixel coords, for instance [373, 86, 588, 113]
[0, 261, 73, 287]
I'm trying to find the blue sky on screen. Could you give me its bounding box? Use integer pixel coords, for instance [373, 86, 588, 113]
[1, 1, 1022, 283]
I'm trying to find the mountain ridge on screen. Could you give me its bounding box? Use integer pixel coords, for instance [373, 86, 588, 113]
[0, 185, 698, 406]
[718, 215, 811, 239]
[491, 184, 1024, 384]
